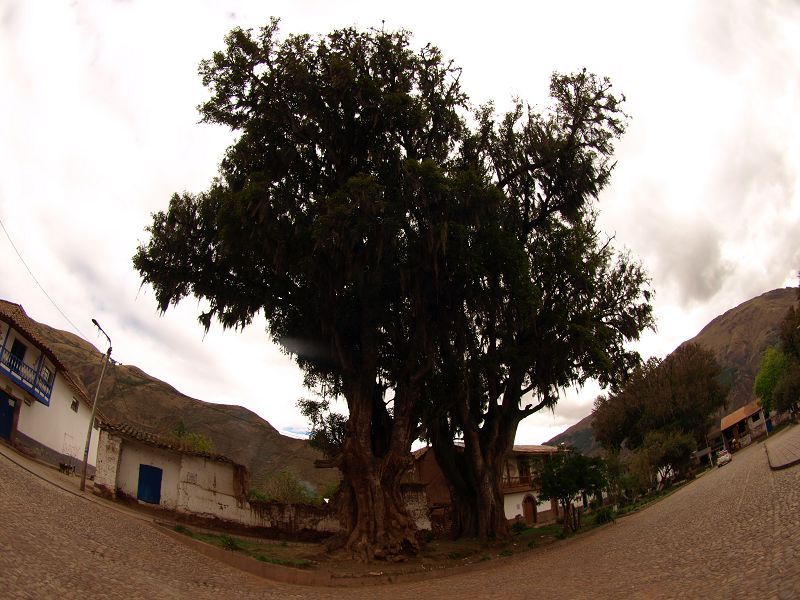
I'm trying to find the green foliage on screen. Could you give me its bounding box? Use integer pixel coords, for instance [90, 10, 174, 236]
[772, 360, 800, 416]
[510, 521, 528, 535]
[538, 450, 607, 532]
[250, 470, 314, 505]
[133, 18, 653, 549]
[173, 524, 193, 537]
[219, 535, 241, 551]
[593, 343, 727, 462]
[756, 296, 800, 418]
[297, 398, 346, 459]
[638, 429, 696, 484]
[754, 346, 787, 413]
[593, 506, 616, 525]
[171, 421, 215, 453]
[498, 549, 513, 557]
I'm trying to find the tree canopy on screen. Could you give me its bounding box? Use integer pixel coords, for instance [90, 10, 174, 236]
[755, 291, 800, 417]
[134, 20, 652, 558]
[592, 343, 728, 459]
[537, 450, 607, 532]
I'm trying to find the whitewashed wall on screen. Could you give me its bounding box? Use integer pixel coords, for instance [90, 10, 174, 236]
[15, 372, 99, 466]
[94, 429, 122, 493]
[176, 455, 250, 522]
[116, 439, 181, 509]
[504, 491, 552, 520]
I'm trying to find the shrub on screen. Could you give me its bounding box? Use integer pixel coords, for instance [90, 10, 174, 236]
[219, 535, 241, 551]
[498, 549, 513, 557]
[250, 470, 314, 505]
[594, 506, 617, 524]
[510, 520, 528, 535]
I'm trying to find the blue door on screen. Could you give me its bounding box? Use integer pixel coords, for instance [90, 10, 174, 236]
[0, 390, 15, 441]
[137, 464, 163, 504]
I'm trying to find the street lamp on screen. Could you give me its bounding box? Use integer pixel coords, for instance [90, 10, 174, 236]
[79, 319, 112, 492]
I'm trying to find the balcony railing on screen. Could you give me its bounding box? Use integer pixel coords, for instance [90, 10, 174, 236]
[502, 474, 538, 491]
[0, 346, 53, 405]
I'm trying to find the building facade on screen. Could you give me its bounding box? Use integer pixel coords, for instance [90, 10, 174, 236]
[0, 301, 99, 469]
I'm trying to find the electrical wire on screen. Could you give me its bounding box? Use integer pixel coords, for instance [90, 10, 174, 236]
[0, 215, 89, 340]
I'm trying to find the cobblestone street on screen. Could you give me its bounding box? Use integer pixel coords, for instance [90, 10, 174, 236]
[2, 426, 800, 599]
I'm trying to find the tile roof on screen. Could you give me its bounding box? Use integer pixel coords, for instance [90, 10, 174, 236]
[512, 444, 560, 454]
[0, 300, 95, 411]
[99, 420, 241, 465]
[720, 400, 762, 432]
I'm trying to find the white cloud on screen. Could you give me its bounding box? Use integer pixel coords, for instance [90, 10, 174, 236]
[2, 0, 799, 444]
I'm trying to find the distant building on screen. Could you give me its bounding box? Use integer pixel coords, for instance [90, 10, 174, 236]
[409, 444, 562, 530]
[0, 300, 100, 469]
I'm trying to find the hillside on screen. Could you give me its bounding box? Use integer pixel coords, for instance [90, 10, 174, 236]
[546, 287, 798, 454]
[29, 317, 338, 495]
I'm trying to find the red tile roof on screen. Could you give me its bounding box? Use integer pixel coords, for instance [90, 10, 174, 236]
[99, 420, 241, 465]
[720, 400, 762, 431]
[0, 300, 95, 410]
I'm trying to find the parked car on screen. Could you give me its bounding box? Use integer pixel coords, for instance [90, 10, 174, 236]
[716, 449, 732, 467]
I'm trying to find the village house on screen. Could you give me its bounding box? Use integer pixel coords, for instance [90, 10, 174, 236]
[718, 400, 775, 451]
[0, 300, 100, 471]
[94, 421, 346, 536]
[409, 444, 561, 529]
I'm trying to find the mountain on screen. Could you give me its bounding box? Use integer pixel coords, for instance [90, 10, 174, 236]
[546, 287, 798, 455]
[28, 315, 338, 494]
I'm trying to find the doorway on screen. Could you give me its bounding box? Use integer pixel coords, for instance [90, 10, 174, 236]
[522, 494, 537, 525]
[0, 389, 15, 441]
[137, 464, 163, 505]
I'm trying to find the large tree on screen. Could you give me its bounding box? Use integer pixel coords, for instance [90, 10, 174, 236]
[593, 343, 729, 461]
[134, 22, 493, 560]
[423, 74, 653, 541]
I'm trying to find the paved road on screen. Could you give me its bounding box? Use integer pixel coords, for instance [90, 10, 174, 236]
[2, 428, 799, 599]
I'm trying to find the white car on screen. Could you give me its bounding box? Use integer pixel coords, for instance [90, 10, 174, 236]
[716, 449, 732, 467]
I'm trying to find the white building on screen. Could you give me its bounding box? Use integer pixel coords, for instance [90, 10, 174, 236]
[94, 421, 343, 535]
[0, 300, 100, 469]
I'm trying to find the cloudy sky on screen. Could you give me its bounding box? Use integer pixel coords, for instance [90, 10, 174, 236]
[1, 0, 799, 444]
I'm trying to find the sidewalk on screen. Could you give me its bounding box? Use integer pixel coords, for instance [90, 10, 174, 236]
[764, 422, 800, 470]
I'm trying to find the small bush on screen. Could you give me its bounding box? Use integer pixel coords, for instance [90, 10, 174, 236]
[527, 540, 536, 549]
[498, 549, 513, 557]
[594, 506, 617, 525]
[250, 470, 314, 505]
[556, 530, 568, 540]
[219, 535, 241, 551]
[510, 520, 528, 535]
[173, 524, 193, 537]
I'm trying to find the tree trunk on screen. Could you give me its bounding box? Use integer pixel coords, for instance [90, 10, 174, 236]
[336, 379, 419, 561]
[431, 413, 515, 541]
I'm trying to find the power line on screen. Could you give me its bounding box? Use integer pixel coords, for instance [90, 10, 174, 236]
[0, 215, 89, 340]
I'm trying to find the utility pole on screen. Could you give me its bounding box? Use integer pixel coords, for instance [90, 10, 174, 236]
[80, 319, 111, 492]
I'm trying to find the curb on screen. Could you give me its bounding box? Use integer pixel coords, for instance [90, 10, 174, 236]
[764, 443, 800, 471]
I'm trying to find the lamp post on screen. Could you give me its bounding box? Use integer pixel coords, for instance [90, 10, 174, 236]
[79, 319, 111, 492]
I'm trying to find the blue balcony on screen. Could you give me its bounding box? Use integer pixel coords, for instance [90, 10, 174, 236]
[0, 346, 53, 405]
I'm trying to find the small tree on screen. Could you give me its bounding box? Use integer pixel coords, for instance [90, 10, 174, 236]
[754, 346, 788, 414]
[537, 449, 607, 532]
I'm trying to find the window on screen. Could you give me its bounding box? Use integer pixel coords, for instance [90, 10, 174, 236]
[10, 339, 26, 360]
[70, 398, 79, 413]
[751, 414, 760, 423]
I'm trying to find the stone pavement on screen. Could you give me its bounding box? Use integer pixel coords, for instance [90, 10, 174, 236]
[2, 437, 800, 599]
[765, 422, 800, 470]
